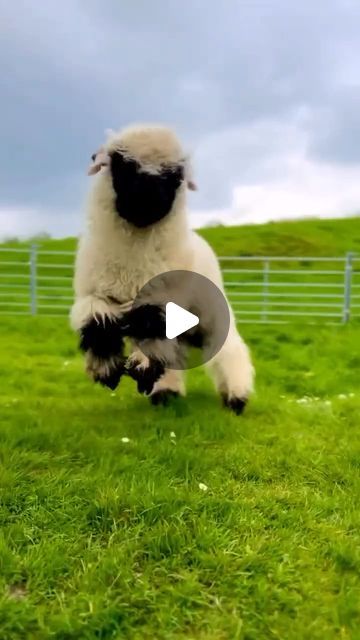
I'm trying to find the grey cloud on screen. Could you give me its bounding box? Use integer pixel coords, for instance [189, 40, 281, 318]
[309, 92, 360, 164]
[1, 0, 360, 230]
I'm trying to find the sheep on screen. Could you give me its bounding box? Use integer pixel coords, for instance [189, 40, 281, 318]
[70, 124, 254, 414]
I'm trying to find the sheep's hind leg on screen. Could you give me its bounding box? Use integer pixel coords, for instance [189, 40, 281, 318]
[206, 329, 254, 415]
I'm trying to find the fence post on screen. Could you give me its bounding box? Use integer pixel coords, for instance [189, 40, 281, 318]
[261, 259, 270, 321]
[29, 244, 37, 316]
[342, 252, 353, 324]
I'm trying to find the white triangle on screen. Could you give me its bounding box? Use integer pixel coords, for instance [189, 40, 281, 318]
[165, 302, 199, 339]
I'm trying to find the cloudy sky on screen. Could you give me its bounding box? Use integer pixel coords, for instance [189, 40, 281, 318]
[1, 0, 360, 238]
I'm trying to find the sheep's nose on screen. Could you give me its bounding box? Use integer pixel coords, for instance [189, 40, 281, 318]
[91, 153, 96, 162]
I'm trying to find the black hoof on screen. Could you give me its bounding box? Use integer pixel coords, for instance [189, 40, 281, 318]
[126, 359, 165, 395]
[94, 365, 125, 390]
[222, 395, 248, 415]
[150, 390, 179, 406]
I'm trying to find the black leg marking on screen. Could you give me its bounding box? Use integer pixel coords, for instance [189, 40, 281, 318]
[222, 395, 248, 415]
[80, 316, 126, 390]
[150, 390, 179, 406]
[80, 316, 124, 359]
[93, 361, 126, 390]
[86, 351, 126, 390]
[126, 358, 165, 395]
[179, 327, 205, 349]
[119, 304, 166, 340]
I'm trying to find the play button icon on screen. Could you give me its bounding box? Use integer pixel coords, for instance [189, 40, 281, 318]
[127, 270, 231, 370]
[165, 302, 199, 339]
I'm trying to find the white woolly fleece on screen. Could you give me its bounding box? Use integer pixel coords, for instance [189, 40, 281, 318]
[71, 124, 254, 401]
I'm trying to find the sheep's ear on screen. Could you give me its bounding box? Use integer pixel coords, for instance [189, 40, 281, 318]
[104, 128, 116, 139]
[87, 148, 110, 176]
[87, 161, 102, 176]
[183, 153, 197, 191]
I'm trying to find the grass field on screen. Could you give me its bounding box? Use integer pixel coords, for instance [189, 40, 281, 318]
[0, 218, 360, 638]
[1, 316, 360, 639]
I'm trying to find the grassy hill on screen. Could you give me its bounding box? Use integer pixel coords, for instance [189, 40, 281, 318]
[201, 216, 360, 257]
[1, 216, 360, 256]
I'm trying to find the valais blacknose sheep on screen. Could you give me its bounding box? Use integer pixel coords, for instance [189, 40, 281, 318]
[70, 124, 254, 414]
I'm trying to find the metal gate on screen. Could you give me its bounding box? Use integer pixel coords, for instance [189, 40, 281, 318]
[0, 247, 359, 323]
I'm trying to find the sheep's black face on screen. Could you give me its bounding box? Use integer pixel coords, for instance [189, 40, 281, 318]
[110, 152, 183, 228]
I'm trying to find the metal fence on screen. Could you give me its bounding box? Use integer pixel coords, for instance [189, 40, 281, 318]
[0, 246, 359, 323]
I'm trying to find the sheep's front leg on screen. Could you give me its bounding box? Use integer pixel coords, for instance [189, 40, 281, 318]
[120, 303, 186, 396]
[125, 339, 186, 397]
[120, 303, 168, 395]
[71, 295, 127, 389]
[81, 318, 126, 390]
[150, 369, 186, 405]
[125, 349, 165, 396]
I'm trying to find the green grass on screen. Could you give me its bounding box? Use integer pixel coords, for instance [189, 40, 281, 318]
[1, 316, 360, 639]
[1, 217, 360, 637]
